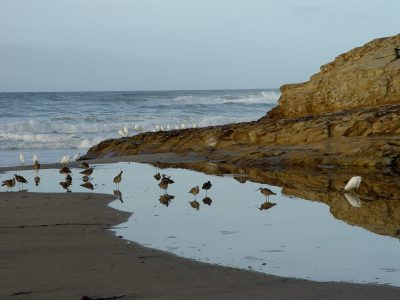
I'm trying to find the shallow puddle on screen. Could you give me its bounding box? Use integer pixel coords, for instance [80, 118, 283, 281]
[1, 162, 400, 286]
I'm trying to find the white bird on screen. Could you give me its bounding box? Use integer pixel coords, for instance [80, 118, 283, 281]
[123, 126, 129, 137]
[19, 153, 25, 165]
[32, 154, 39, 163]
[180, 123, 186, 129]
[118, 129, 125, 137]
[344, 176, 362, 192]
[344, 193, 362, 208]
[166, 125, 171, 131]
[160, 126, 165, 131]
[175, 125, 179, 130]
[155, 125, 161, 131]
[192, 123, 198, 128]
[60, 155, 70, 166]
[72, 153, 80, 161]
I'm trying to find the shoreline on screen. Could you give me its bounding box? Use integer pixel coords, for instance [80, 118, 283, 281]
[1, 155, 400, 298]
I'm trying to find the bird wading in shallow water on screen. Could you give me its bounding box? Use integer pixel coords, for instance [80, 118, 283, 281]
[19, 153, 25, 166]
[202, 181, 212, 196]
[14, 174, 28, 189]
[189, 186, 200, 199]
[113, 171, 123, 189]
[256, 187, 276, 201]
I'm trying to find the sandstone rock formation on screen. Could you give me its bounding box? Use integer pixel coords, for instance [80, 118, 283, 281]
[83, 34, 400, 169]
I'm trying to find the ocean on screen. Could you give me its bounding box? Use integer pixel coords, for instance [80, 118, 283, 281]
[0, 89, 279, 167]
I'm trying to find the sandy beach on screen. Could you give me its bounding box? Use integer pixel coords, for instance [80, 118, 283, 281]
[1, 156, 400, 299]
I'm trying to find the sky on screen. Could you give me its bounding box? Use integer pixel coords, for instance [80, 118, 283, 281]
[0, 0, 398, 92]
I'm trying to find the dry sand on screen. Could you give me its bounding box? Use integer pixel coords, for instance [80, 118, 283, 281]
[1, 155, 400, 299]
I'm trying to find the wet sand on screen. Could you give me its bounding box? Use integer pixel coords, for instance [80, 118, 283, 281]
[1, 156, 400, 299]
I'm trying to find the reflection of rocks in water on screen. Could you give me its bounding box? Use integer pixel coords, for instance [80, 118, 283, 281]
[113, 189, 123, 202]
[259, 201, 276, 210]
[153, 161, 400, 238]
[344, 193, 362, 208]
[189, 200, 200, 210]
[202, 197, 212, 206]
[80, 181, 94, 190]
[159, 194, 175, 207]
[34, 176, 40, 186]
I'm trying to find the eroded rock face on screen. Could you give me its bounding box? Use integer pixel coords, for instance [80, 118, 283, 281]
[268, 34, 400, 119]
[84, 34, 400, 169]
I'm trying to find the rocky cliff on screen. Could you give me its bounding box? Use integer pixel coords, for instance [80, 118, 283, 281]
[83, 34, 400, 169]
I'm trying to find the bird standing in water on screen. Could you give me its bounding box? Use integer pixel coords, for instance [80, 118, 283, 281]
[15, 174, 28, 189]
[80, 168, 94, 177]
[188, 186, 199, 199]
[202, 181, 212, 196]
[113, 171, 123, 189]
[256, 187, 276, 201]
[2, 178, 16, 191]
[19, 153, 25, 166]
[81, 161, 89, 169]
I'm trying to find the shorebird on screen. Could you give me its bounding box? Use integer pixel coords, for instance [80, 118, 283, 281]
[256, 187, 276, 201]
[2, 178, 16, 191]
[33, 160, 40, 172]
[188, 186, 199, 199]
[153, 172, 161, 181]
[202, 181, 212, 195]
[258, 201, 276, 210]
[161, 174, 174, 184]
[158, 180, 169, 191]
[344, 176, 362, 192]
[59, 181, 71, 192]
[60, 155, 70, 166]
[192, 123, 197, 128]
[113, 171, 123, 189]
[15, 174, 28, 189]
[81, 161, 89, 169]
[159, 194, 175, 207]
[34, 176, 40, 186]
[189, 200, 200, 210]
[80, 168, 94, 176]
[202, 196, 212, 206]
[19, 153, 25, 166]
[59, 165, 72, 176]
[65, 174, 72, 184]
[72, 153, 80, 161]
[80, 181, 94, 190]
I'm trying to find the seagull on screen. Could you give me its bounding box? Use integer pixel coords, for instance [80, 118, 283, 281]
[202, 181, 212, 196]
[32, 155, 39, 163]
[123, 126, 129, 137]
[72, 153, 80, 161]
[155, 125, 161, 132]
[154, 172, 161, 181]
[113, 171, 123, 189]
[14, 174, 28, 189]
[2, 178, 16, 191]
[180, 123, 186, 129]
[60, 156, 70, 166]
[19, 153, 25, 166]
[188, 186, 200, 199]
[256, 187, 276, 201]
[192, 123, 198, 128]
[344, 176, 362, 192]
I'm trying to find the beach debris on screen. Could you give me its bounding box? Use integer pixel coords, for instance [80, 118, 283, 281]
[202, 181, 212, 195]
[80, 181, 94, 190]
[118, 126, 129, 137]
[14, 174, 28, 189]
[33, 160, 40, 172]
[59, 181, 71, 192]
[202, 196, 212, 206]
[344, 176, 362, 192]
[256, 187, 275, 201]
[188, 186, 199, 198]
[258, 201, 276, 210]
[189, 200, 200, 210]
[2, 178, 16, 191]
[113, 171, 123, 189]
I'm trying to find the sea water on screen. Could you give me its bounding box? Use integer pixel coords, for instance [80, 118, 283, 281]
[2, 162, 400, 286]
[0, 89, 279, 166]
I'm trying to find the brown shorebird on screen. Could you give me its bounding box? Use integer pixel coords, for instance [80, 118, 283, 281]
[2, 178, 16, 191]
[154, 172, 161, 181]
[81, 161, 89, 169]
[59, 181, 71, 192]
[161, 174, 174, 184]
[34, 176, 40, 186]
[80, 168, 93, 176]
[15, 174, 28, 189]
[113, 171, 123, 189]
[80, 181, 94, 190]
[159, 194, 175, 207]
[82, 175, 90, 182]
[259, 201, 276, 210]
[189, 200, 200, 210]
[202, 181, 212, 195]
[66, 174, 72, 184]
[256, 187, 276, 201]
[158, 180, 169, 191]
[202, 196, 212, 206]
[33, 160, 40, 172]
[59, 165, 71, 175]
[188, 186, 199, 198]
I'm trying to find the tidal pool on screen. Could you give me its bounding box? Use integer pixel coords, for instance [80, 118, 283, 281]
[2, 162, 400, 286]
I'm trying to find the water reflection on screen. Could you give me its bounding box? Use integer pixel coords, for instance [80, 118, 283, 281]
[80, 181, 94, 190]
[344, 192, 362, 208]
[259, 201, 277, 210]
[159, 194, 174, 207]
[202, 196, 212, 206]
[189, 200, 200, 210]
[113, 189, 123, 202]
[34, 175, 40, 186]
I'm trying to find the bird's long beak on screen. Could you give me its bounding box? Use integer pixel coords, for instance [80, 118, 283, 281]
[254, 188, 260, 192]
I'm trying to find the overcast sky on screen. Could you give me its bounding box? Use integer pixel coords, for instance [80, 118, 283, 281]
[0, 0, 398, 92]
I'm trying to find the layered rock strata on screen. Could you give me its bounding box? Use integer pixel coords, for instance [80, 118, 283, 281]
[84, 34, 400, 169]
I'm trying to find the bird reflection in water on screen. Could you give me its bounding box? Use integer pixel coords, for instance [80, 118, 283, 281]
[344, 193, 362, 208]
[34, 176, 40, 186]
[233, 169, 247, 184]
[159, 194, 175, 207]
[258, 201, 276, 211]
[202, 196, 212, 206]
[189, 200, 200, 210]
[80, 181, 94, 190]
[113, 189, 123, 203]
